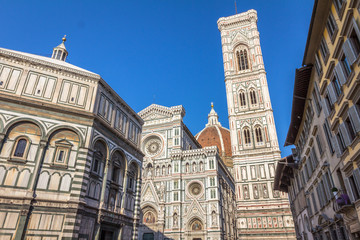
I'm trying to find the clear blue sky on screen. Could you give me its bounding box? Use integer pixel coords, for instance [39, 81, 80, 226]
[0, 0, 314, 157]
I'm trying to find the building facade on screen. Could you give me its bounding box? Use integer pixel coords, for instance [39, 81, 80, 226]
[217, 10, 296, 239]
[0, 39, 143, 239]
[275, 0, 360, 239]
[137, 104, 236, 240]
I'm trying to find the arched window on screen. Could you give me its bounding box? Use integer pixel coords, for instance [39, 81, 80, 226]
[255, 126, 263, 143]
[236, 48, 250, 71]
[168, 164, 172, 175]
[162, 165, 165, 175]
[250, 89, 257, 105]
[244, 128, 251, 144]
[240, 50, 245, 70]
[244, 50, 249, 69]
[239, 91, 246, 106]
[13, 138, 27, 158]
[236, 51, 241, 70]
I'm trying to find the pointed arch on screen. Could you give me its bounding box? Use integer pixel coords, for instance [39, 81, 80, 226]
[234, 44, 250, 71]
[239, 90, 246, 107]
[243, 127, 251, 145]
[249, 88, 257, 105]
[254, 125, 263, 143]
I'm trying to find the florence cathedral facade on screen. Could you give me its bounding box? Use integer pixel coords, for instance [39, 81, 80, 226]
[139, 10, 295, 240]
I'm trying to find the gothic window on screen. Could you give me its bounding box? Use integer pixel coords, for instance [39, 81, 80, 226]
[249, 89, 257, 105]
[236, 47, 250, 71]
[13, 138, 27, 158]
[209, 159, 215, 169]
[244, 50, 249, 69]
[244, 128, 251, 144]
[168, 164, 171, 175]
[239, 91, 246, 106]
[255, 126, 263, 143]
[236, 51, 241, 70]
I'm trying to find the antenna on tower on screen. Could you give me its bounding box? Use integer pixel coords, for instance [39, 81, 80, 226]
[234, 0, 238, 14]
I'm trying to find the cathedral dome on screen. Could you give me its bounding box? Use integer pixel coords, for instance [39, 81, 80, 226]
[195, 103, 232, 167]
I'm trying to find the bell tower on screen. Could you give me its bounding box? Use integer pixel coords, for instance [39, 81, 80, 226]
[217, 10, 295, 239]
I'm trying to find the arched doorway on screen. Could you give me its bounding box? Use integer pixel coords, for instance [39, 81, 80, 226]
[187, 218, 204, 240]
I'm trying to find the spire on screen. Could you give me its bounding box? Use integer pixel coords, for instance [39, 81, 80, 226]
[51, 35, 68, 61]
[206, 102, 221, 127]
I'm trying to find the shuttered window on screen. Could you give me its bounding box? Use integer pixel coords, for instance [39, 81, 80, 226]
[348, 105, 360, 133]
[326, 12, 338, 40]
[323, 120, 335, 154]
[333, 0, 345, 15]
[349, 175, 360, 200]
[320, 37, 329, 62]
[336, 132, 346, 153]
[316, 135, 324, 155]
[314, 53, 323, 76]
[332, 74, 342, 97]
[353, 168, 360, 200]
[306, 197, 313, 216]
[345, 117, 356, 141]
[311, 192, 318, 213]
[343, 18, 360, 66]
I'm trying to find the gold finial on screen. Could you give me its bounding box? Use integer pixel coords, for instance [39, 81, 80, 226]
[211, 102, 214, 109]
[62, 35, 67, 42]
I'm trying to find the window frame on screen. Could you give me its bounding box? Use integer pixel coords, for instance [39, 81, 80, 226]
[10, 136, 31, 162]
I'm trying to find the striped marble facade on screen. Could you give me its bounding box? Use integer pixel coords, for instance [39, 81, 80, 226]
[0, 45, 143, 240]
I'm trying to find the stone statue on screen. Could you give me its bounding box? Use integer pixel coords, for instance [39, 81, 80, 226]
[212, 211, 217, 226]
[251, 166, 256, 179]
[253, 185, 259, 199]
[260, 165, 265, 178]
[173, 213, 178, 227]
[263, 184, 268, 198]
[243, 186, 249, 199]
[241, 167, 247, 180]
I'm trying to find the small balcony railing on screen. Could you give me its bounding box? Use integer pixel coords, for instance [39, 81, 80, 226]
[332, 190, 354, 214]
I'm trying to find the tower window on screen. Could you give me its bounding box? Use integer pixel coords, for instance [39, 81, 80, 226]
[255, 127, 263, 143]
[244, 128, 251, 144]
[250, 90, 257, 105]
[13, 139, 27, 158]
[239, 91, 246, 106]
[236, 48, 249, 71]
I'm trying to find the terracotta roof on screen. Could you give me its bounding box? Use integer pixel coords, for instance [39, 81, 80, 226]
[196, 125, 232, 158]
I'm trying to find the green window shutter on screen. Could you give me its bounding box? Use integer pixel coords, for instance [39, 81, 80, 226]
[353, 168, 360, 196]
[344, 178, 355, 202]
[327, 83, 338, 105]
[343, 39, 357, 66]
[348, 105, 360, 133]
[334, 62, 347, 86]
[339, 123, 352, 147]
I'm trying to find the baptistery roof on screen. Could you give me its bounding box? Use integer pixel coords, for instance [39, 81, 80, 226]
[195, 103, 232, 166]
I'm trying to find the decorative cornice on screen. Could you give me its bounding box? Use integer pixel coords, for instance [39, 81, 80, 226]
[138, 104, 185, 119]
[0, 48, 100, 80]
[170, 146, 219, 160]
[217, 9, 258, 31]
